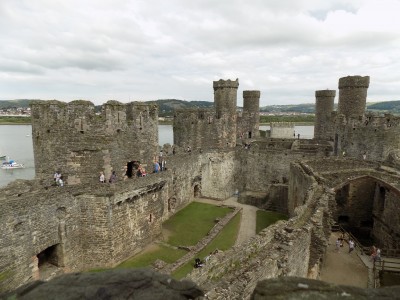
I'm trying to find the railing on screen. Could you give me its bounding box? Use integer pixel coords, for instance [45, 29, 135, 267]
[373, 258, 400, 288]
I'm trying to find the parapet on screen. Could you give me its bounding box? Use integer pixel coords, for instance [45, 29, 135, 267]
[338, 76, 370, 89]
[213, 78, 239, 90]
[315, 90, 336, 98]
[243, 90, 261, 98]
[270, 122, 295, 128]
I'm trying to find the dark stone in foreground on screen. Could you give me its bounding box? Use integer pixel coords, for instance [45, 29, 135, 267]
[4, 269, 204, 300]
[251, 277, 400, 299]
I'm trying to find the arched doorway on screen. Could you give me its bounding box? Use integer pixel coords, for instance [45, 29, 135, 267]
[194, 184, 201, 198]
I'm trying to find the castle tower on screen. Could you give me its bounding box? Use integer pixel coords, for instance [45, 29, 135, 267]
[338, 75, 370, 119]
[241, 90, 260, 139]
[31, 100, 158, 185]
[314, 90, 336, 140]
[213, 79, 239, 118]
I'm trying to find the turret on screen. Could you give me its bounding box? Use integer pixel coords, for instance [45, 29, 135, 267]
[338, 76, 370, 119]
[314, 90, 336, 140]
[213, 79, 239, 118]
[241, 90, 260, 139]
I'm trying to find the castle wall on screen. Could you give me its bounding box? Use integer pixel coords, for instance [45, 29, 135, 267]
[334, 178, 375, 228]
[200, 151, 237, 200]
[372, 185, 400, 250]
[173, 109, 236, 150]
[187, 183, 334, 299]
[30, 100, 158, 185]
[334, 113, 400, 162]
[270, 122, 295, 138]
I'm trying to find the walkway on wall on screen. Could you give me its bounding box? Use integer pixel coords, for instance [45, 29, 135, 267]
[194, 196, 258, 246]
[320, 231, 368, 288]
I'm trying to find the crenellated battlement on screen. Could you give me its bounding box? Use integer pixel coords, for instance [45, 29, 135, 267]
[338, 75, 370, 89]
[212, 78, 239, 90]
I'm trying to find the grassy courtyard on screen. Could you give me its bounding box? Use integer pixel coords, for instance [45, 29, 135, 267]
[256, 210, 288, 234]
[117, 201, 235, 270]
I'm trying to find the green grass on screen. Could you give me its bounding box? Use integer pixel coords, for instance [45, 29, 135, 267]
[105, 201, 232, 272]
[0, 116, 31, 124]
[163, 202, 232, 246]
[172, 212, 241, 280]
[117, 244, 187, 269]
[256, 210, 288, 234]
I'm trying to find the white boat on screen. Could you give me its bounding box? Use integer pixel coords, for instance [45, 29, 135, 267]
[0, 155, 6, 160]
[1, 160, 24, 170]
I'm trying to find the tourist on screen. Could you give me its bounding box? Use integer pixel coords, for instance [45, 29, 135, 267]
[99, 171, 105, 183]
[363, 152, 367, 160]
[187, 146, 192, 153]
[370, 245, 377, 261]
[109, 171, 117, 183]
[58, 176, 64, 187]
[153, 161, 160, 173]
[335, 238, 340, 252]
[297, 133, 300, 139]
[375, 248, 381, 262]
[349, 239, 355, 253]
[194, 258, 203, 268]
[54, 171, 61, 185]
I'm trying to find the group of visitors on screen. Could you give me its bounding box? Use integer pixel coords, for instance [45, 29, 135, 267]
[371, 245, 381, 262]
[193, 249, 220, 269]
[98, 170, 117, 183]
[335, 233, 356, 254]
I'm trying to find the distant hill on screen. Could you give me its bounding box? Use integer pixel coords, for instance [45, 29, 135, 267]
[0, 99, 34, 109]
[367, 100, 400, 113]
[2, 99, 400, 115]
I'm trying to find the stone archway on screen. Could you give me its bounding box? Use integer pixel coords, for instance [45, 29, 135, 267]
[194, 184, 201, 198]
[36, 244, 64, 280]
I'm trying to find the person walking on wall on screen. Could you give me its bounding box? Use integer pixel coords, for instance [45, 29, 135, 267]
[109, 171, 117, 183]
[99, 171, 105, 183]
[349, 239, 355, 253]
[153, 161, 160, 173]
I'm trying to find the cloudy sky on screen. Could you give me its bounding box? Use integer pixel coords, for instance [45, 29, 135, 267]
[1, 0, 400, 106]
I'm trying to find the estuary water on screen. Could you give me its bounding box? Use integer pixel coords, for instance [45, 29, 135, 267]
[0, 124, 313, 188]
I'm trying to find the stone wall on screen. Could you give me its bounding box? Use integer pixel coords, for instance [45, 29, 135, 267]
[270, 122, 295, 138]
[30, 100, 158, 185]
[372, 185, 400, 250]
[187, 182, 334, 299]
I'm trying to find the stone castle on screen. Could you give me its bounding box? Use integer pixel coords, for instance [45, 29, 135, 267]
[1, 75, 400, 298]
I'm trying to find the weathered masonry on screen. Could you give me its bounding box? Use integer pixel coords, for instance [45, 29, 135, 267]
[2, 75, 400, 297]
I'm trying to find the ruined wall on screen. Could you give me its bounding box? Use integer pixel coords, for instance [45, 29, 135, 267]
[200, 150, 237, 200]
[236, 145, 325, 194]
[372, 185, 400, 250]
[0, 181, 83, 292]
[30, 100, 158, 185]
[334, 178, 375, 228]
[0, 175, 187, 293]
[187, 183, 334, 299]
[270, 122, 295, 138]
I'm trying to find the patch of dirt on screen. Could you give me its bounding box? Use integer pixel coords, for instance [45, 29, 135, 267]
[320, 232, 368, 288]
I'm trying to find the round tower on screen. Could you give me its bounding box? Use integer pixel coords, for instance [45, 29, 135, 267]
[242, 90, 260, 138]
[314, 89, 336, 140]
[338, 75, 370, 119]
[213, 78, 239, 118]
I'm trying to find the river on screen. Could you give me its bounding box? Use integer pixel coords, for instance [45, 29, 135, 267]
[0, 124, 313, 187]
